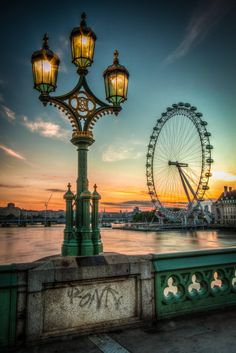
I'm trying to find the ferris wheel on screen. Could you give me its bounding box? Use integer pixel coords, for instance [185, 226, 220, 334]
[146, 102, 213, 221]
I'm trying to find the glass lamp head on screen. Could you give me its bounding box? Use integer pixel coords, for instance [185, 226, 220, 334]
[31, 34, 60, 95]
[70, 13, 96, 71]
[103, 50, 129, 106]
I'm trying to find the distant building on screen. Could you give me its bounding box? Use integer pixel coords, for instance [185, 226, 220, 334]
[0, 203, 65, 219]
[212, 186, 236, 225]
[24, 209, 65, 219]
[0, 203, 21, 217]
[99, 211, 125, 222]
[99, 207, 143, 223]
[133, 207, 141, 215]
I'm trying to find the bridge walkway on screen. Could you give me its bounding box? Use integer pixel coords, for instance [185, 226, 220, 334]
[11, 308, 236, 353]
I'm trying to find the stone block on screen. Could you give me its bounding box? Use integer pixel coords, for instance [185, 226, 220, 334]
[43, 277, 137, 334]
[27, 292, 43, 340]
[28, 268, 55, 292]
[140, 278, 155, 320]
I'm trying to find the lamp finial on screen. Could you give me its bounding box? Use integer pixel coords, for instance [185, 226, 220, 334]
[113, 49, 119, 65]
[81, 12, 87, 27]
[43, 33, 49, 49]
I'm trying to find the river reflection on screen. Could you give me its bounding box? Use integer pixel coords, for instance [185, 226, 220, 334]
[0, 225, 236, 265]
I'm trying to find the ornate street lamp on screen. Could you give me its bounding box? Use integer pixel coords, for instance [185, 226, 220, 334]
[31, 13, 129, 256]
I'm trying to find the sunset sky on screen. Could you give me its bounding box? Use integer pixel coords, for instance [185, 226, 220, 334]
[0, 0, 236, 211]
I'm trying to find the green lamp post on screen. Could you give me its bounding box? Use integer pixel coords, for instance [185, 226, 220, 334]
[31, 13, 129, 256]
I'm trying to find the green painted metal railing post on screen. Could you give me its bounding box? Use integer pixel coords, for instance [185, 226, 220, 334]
[92, 184, 103, 255]
[62, 183, 77, 256]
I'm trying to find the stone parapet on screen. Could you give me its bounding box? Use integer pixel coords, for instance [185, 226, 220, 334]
[1, 249, 236, 348]
[1, 253, 154, 346]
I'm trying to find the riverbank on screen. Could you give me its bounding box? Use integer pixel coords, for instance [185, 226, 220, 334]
[112, 222, 236, 232]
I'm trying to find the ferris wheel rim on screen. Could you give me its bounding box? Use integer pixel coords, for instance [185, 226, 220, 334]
[146, 102, 213, 220]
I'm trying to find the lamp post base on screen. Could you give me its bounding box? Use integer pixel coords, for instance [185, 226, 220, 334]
[79, 239, 94, 256]
[80, 230, 94, 256]
[61, 239, 79, 256]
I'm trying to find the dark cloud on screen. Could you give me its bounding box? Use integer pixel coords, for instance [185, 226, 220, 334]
[45, 188, 65, 193]
[101, 200, 152, 209]
[0, 184, 25, 188]
[101, 200, 192, 210]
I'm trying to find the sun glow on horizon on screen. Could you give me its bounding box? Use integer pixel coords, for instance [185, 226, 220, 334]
[0, 174, 236, 212]
[212, 170, 236, 181]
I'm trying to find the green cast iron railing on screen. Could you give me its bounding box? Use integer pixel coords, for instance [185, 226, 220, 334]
[153, 248, 236, 319]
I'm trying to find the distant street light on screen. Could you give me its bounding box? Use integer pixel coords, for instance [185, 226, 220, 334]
[31, 13, 129, 256]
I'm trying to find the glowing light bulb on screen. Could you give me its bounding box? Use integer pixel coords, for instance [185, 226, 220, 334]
[43, 60, 51, 73]
[116, 75, 124, 91]
[82, 36, 88, 45]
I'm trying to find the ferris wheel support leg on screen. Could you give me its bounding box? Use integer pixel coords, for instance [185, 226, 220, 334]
[181, 169, 198, 201]
[177, 166, 191, 203]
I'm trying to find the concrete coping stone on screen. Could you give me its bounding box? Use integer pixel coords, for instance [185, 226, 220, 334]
[25, 253, 153, 271]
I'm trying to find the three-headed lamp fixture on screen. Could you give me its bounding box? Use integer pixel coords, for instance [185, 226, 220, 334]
[31, 13, 129, 108]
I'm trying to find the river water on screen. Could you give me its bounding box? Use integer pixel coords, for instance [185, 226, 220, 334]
[0, 225, 236, 265]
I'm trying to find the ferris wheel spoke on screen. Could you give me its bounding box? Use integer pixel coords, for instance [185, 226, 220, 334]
[174, 117, 188, 158]
[180, 149, 202, 162]
[180, 133, 200, 154]
[179, 141, 202, 157]
[179, 133, 198, 159]
[178, 123, 199, 156]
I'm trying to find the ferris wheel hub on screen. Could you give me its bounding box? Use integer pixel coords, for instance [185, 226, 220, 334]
[168, 161, 188, 167]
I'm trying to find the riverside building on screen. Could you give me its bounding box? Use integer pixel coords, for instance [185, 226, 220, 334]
[212, 186, 236, 225]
